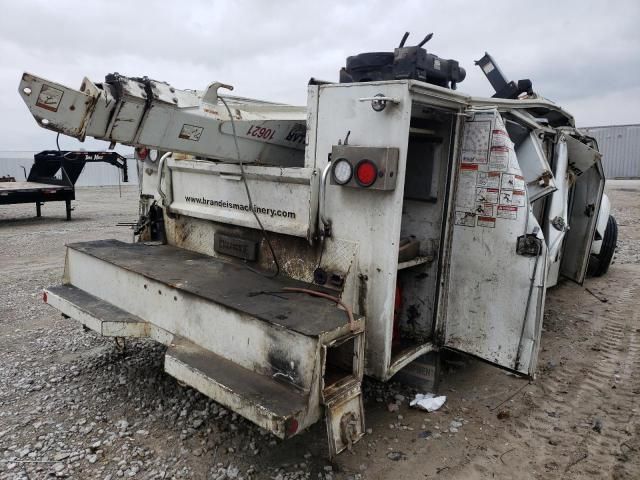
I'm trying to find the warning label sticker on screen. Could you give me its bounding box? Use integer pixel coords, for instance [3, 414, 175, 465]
[475, 203, 495, 217]
[456, 164, 478, 209]
[499, 190, 514, 205]
[489, 146, 509, 171]
[476, 171, 501, 188]
[476, 187, 499, 204]
[462, 120, 492, 164]
[514, 175, 525, 190]
[491, 129, 509, 148]
[501, 173, 525, 190]
[497, 205, 518, 220]
[454, 210, 476, 227]
[477, 215, 496, 228]
[36, 84, 64, 112]
[179, 124, 204, 141]
[508, 189, 526, 207]
[499, 189, 526, 207]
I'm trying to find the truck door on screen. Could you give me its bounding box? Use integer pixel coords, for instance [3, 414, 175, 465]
[559, 136, 605, 283]
[515, 130, 557, 202]
[439, 110, 547, 377]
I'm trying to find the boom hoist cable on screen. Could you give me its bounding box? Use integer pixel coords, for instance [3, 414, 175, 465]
[219, 96, 281, 278]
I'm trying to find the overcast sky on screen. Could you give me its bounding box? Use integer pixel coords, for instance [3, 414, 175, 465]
[1, 0, 639, 153]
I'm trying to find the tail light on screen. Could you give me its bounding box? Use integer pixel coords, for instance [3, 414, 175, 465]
[355, 160, 378, 187]
[329, 146, 398, 190]
[285, 417, 299, 437]
[136, 147, 148, 161]
[332, 158, 353, 185]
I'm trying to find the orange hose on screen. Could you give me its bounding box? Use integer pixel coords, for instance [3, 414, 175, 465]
[282, 287, 357, 332]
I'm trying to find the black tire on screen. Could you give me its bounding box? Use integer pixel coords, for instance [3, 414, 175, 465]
[346, 52, 394, 70]
[589, 215, 618, 277]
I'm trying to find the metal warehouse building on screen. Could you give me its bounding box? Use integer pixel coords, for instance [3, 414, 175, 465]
[583, 124, 640, 178]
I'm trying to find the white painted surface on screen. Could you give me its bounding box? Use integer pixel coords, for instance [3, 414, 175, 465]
[65, 248, 319, 390]
[443, 111, 546, 376]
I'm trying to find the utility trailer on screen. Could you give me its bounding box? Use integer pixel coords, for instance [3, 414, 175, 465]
[19, 33, 617, 456]
[0, 150, 129, 220]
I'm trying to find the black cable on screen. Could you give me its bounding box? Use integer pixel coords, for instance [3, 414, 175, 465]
[56, 133, 61, 151]
[219, 96, 280, 278]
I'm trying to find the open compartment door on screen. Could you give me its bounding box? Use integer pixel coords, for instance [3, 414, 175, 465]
[516, 131, 557, 202]
[559, 137, 605, 283]
[440, 110, 547, 377]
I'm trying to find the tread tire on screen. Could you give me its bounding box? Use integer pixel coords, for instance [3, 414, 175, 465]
[590, 215, 618, 277]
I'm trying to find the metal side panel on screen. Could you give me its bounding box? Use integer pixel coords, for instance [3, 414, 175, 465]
[516, 131, 557, 202]
[325, 384, 365, 459]
[313, 82, 413, 380]
[165, 336, 310, 439]
[565, 134, 602, 175]
[167, 159, 316, 238]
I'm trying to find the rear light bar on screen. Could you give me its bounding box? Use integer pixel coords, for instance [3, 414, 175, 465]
[355, 160, 378, 187]
[329, 145, 398, 191]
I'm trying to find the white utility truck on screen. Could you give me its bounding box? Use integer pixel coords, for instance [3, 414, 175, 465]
[18, 34, 617, 456]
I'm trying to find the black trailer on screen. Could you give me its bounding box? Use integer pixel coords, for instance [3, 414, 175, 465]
[0, 150, 128, 220]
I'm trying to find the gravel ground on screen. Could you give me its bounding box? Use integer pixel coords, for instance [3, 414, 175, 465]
[1, 182, 639, 480]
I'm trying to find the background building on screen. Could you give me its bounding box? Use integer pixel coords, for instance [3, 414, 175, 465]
[583, 124, 640, 179]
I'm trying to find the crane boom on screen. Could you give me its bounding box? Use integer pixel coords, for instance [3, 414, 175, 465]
[18, 72, 307, 165]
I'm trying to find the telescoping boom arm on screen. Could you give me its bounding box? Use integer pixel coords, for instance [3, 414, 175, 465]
[18, 73, 307, 166]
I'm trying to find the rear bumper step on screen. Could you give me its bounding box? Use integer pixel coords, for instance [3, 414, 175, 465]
[45, 285, 148, 338]
[44, 240, 367, 456]
[166, 336, 308, 438]
[45, 284, 310, 438]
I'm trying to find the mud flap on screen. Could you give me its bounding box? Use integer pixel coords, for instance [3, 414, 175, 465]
[324, 384, 365, 458]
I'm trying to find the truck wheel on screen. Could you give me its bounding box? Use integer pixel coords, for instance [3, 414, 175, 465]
[589, 215, 618, 277]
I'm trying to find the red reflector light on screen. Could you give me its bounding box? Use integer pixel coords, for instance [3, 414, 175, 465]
[136, 147, 148, 161]
[43, 291, 48, 303]
[285, 417, 299, 437]
[355, 160, 377, 187]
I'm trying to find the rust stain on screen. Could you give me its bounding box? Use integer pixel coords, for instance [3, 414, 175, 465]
[357, 274, 368, 317]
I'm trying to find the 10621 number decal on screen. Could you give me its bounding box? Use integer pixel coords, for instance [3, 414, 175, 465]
[246, 125, 276, 140]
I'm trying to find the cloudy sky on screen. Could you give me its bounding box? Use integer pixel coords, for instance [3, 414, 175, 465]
[1, 0, 639, 152]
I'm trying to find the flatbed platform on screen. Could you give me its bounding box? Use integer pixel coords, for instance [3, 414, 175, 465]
[46, 239, 364, 439]
[0, 181, 74, 219]
[0, 181, 71, 193]
[67, 239, 352, 337]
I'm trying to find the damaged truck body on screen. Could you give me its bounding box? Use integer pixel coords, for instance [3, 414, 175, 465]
[19, 33, 616, 456]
